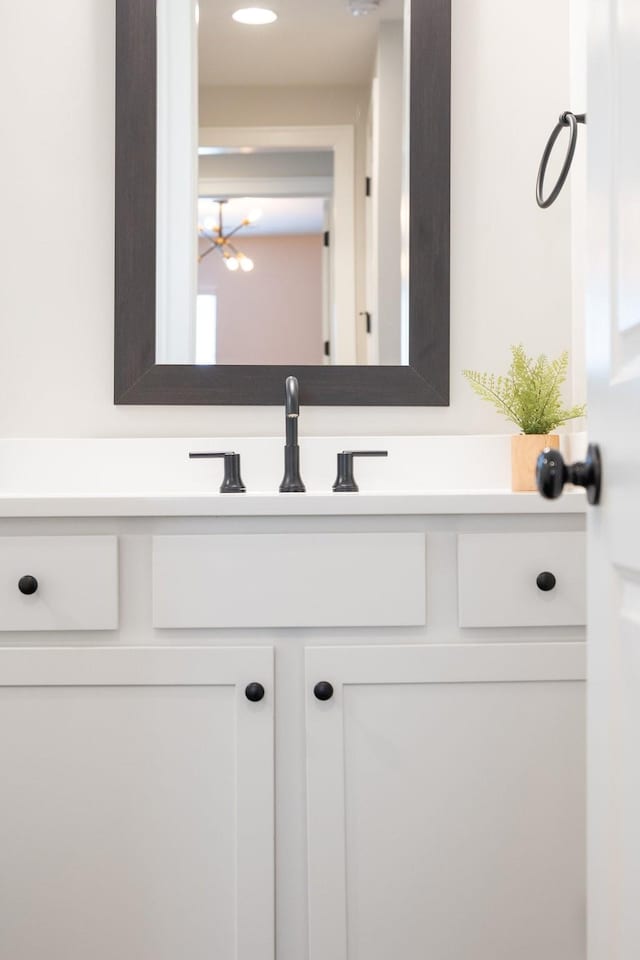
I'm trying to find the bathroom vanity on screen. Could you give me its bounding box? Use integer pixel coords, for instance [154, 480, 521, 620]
[0, 0, 595, 951]
[0, 437, 587, 960]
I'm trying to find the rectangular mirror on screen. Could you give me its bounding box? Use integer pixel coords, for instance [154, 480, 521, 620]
[115, 0, 450, 404]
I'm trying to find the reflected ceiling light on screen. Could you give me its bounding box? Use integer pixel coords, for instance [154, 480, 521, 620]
[198, 200, 258, 274]
[232, 7, 278, 25]
[348, 0, 379, 14]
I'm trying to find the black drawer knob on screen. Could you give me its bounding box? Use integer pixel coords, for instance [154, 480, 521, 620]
[314, 681, 334, 701]
[18, 575, 38, 596]
[536, 571, 557, 592]
[245, 682, 265, 702]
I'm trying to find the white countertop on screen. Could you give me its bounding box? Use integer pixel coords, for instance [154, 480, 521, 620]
[0, 489, 586, 518]
[0, 435, 589, 517]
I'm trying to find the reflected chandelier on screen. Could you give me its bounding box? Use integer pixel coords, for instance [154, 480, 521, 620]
[198, 199, 260, 272]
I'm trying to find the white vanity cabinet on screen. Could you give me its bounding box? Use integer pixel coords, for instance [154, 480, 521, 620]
[0, 644, 274, 960]
[151, 532, 426, 628]
[0, 507, 587, 960]
[305, 642, 586, 960]
[0, 535, 118, 631]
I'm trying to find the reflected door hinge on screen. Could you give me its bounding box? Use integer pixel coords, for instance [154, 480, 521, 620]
[360, 311, 372, 333]
[323, 231, 330, 247]
[324, 340, 331, 357]
[365, 176, 372, 197]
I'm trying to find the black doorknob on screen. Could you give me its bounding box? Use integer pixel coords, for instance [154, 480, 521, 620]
[536, 443, 602, 505]
[313, 681, 334, 701]
[245, 682, 265, 702]
[536, 571, 557, 592]
[18, 575, 38, 595]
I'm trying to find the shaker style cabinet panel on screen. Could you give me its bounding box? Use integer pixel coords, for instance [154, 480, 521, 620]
[306, 643, 586, 960]
[152, 533, 426, 628]
[0, 646, 274, 960]
[0, 536, 118, 631]
[457, 532, 586, 627]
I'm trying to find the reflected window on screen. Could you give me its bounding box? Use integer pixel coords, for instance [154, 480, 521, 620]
[195, 294, 218, 364]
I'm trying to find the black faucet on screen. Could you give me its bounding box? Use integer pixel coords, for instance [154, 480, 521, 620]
[279, 376, 306, 492]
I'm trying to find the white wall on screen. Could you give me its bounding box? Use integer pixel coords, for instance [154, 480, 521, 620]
[570, 0, 587, 410]
[0, 0, 578, 438]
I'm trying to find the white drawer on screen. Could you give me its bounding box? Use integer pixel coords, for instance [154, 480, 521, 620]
[457, 532, 586, 628]
[0, 536, 118, 632]
[152, 533, 426, 628]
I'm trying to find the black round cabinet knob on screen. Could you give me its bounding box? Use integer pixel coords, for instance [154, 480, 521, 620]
[536, 443, 602, 505]
[18, 575, 38, 596]
[314, 681, 334, 701]
[536, 571, 557, 592]
[245, 682, 265, 703]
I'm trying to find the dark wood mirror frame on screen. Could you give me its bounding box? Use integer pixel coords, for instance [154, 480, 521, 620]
[115, 0, 450, 405]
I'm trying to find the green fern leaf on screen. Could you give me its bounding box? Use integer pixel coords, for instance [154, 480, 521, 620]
[463, 346, 586, 434]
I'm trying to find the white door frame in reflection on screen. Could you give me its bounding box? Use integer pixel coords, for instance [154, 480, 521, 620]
[198, 125, 356, 365]
[156, 0, 199, 366]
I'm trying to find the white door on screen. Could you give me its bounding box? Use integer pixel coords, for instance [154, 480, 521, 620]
[587, 2, 640, 957]
[306, 642, 586, 960]
[0, 645, 274, 960]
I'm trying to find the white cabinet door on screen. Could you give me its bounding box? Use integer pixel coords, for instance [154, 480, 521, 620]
[0, 645, 274, 960]
[306, 643, 586, 960]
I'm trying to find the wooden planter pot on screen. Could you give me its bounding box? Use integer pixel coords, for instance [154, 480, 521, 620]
[511, 434, 559, 492]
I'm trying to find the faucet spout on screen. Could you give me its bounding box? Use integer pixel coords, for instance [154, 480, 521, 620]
[279, 376, 306, 493]
[285, 375, 299, 418]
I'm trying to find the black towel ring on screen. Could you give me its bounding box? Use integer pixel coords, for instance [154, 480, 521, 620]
[536, 111, 587, 208]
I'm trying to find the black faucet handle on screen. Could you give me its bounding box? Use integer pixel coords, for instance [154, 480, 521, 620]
[332, 450, 388, 493]
[188, 451, 246, 493]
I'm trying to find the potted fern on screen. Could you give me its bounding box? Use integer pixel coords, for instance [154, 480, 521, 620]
[463, 345, 586, 491]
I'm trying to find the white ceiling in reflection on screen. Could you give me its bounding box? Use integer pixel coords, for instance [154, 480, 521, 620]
[198, 196, 326, 236]
[198, 0, 405, 86]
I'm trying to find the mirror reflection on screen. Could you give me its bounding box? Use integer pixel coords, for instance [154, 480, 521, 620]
[197, 150, 334, 365]
[158, 0, 408, 367]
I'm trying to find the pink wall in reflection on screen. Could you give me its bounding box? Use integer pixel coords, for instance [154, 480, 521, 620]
[198, 234, 324, 365]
